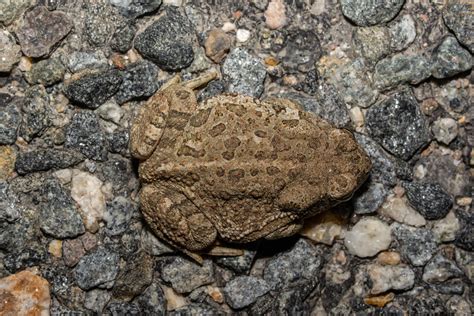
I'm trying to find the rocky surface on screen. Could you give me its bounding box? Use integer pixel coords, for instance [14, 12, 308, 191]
[0, 1, 471, 314]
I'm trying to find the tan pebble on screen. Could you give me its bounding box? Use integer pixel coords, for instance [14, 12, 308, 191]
[420, 98, 438, 115]
[392, 185, 405, 197]
[349, 106, 364, 128]
[18, 56, 32, 72]
[111, 53, 126, 70]
[48, 240, 63, 257]
[207, 286, 224, 303]
[0, 146, 16, 180]
[282, 75, 298, 86]
[264, 56, 280, 66]
[376, 251, 401, 265]
[127, 49, 139, 63]
[164, 285, 187, 311]
[204, 29, 232, 63]
[364, 292, 395, 307]
[335, 250, 347, 265]
[456, 197, 472, 207]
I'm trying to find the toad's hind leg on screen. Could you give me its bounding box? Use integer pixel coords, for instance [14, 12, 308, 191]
[140, 184, 218, 253]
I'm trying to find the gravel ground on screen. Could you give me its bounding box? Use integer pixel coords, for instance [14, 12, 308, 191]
[0, 0, 472, 315]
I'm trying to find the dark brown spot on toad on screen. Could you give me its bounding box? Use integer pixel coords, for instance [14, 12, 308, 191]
[190, 108, 212, 127]
[228, 168, 245, 181]
[209, 123, 226, 137]
[254, 151, 266, 160]
[282, 119, 299, 127]
[271, 135, 290, 152]
[216, 167, 225, 177]
[267, 166, 280, 175]
[224, 136, 241, 150]
[168, 110, 191, 130]
[226, 103, 246, 116]
[254, 130, 267, 138]
[177, 145, 205, 158]
[222, 151, 234, 160]
[250, 169, 259, 176]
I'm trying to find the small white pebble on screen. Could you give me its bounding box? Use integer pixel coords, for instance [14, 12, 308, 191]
[222, 22, 236, 33]
[344, 217, 392, 258]
[236, 29, 251, 42]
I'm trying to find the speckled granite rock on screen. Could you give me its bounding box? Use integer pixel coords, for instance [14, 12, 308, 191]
[443, 2, 474, 53]
[74, 246, 120, 290]
[0, 94, 21, 145]
[391, 223, 437, 266]
[0, 30, 21, 72]
[224, 276, 270, 309]
[403, 181, 452, 220]
[115, 61, 159, 104]
[15, 148, 84, 175]
[161, 257, 214, 294]
[340, 0, 405, 26]
[431, 36, 472, 79]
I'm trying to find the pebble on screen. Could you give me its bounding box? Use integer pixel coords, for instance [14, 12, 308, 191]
[96, 101, 124, 125]
[352, 26, 391, 64]
[65, 111, 108, 161]
[140, 230, 174, 256]
[0, 181, 20, 222]
[344, 217, 392, 258]
[66, 50, 108, 73]
[431, 36, 473, 79]
[204, 29, 232, 63]
[113, 251, 154, 300]
[25, 58, 66, 86]
[0, 30, 21, 72]
[110, 20, 137, 53]
[340, 0, 405, 26]
[168, 303, 224, 315]
[264, 0, 287, 29]
[83, 0, 121, 47]
[443, 2, 474, 53]
[0, 270, 51, 315]
[447, 295, 472, 316]
[74, 246, 120, 290]
[103, 196, 136, 236]
[366, 91, 431, 160]
[110, 0, 162, 19]
[222, 48, 266, 97]
[431, 117, 458, 145]
[70, 169, 106, 232]
[376, 251, 401, 265]
[64, 68, 124, 109]
[133, 282, 167, 315]
[300, 210, 346, 245]
[105, 302, 141, 315]
[391, 223, 437, 266]
[403, 181, 452, 220]
[455, 220, 474, 252]
[374, 54, 432, 89]
[15, 148, 84, 175]
[388, 14, 416, 51]
[214, 249, 256, 274]
[135, 7, 195, 71]
[422, 253, 463, 284]
[0, 94, 21, 145]
[379, 195, 426, 227]
[36, 179, 85, 239]
[455, 248, 473, 282]
[115, 61, 159, 104]
[161, 257, 214, 294]
[236, 29, 251, 43]
[19, 86, 52, 142]
[15, 6, 72, 58]
[353, 181, 388, 215]
[0, 0, 32, 25]
[84, 289, 112, 314]
[367, 264, 415, 294]
[364, 292, 394, 308]
[224, 276, 270, 309]
[263, 239, 324, 289]
[0, 146, 15, 181]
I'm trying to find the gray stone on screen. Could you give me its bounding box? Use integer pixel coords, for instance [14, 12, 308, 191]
[403, 181, 452, 220]
[65, 111, 108, 161]
[113, 251, 154, 300]
[340, 0, 405, 26]
[74, 246, 120, 290]
[374, 54, 432, 89]
[106, 302, 141, 315]
[168, 303, 224, 316]
[431, 117, 458, 145]
[197, 79, 226, 102]
[263, 239, 323, 289]
[116, 61, 159, 104]
[161, 257, 214, 294]
[67, 50, 108, 73]
[422, 253, 463, 284]
[366, 91, 431, 160]
[224, 276, 270, 309]
[443, 2, 474, 53]
[391, 222, 437, 266]
[0, 181, 20, 223]
[109, 0, 161, 19]
[353, 181, 388, 214]
[133, 283, 167, 316]
[135, 7, 195, 71]
[140, 230, 174, 256]
[26, 58, 66, 86]
[389, 14, 416, 51]
[0, 94, 21, 145]
[84, 289, 112, 314]
[215, 249, 257, 274]
[0, 0, 33, 25]
[19, 86, 52, 142]
[222, 48, 266, 98]
[84, 0, 122, 47]
[368, 264, 415, 294]
[15, 148, 84, 175]
[0, 30, 21, 72]
[352, 26, 391, 64]
[455, 220, 474, 252]
[104, 196, 136, 236]
[110, 20, 137, 53]
[431, 36, 472, 79]
[107, 129, 130, 157]
[280, 29, 322, 72]
[64, 68, 123, 109]
[15, 6, 72, 58]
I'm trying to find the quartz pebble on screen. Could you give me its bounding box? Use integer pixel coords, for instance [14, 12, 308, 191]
[433, 211, 460, 242]
[388, 14, 416, 51]
[236, 29, 251, 43]
[264, 0, 287, 29]
[431, 117, 458, 145]
[379, 195, 426, 227]
[0, 270, 51, 315]
[344, 217, 391, 258]
[300, 211, 346, 245]
[368, 264, 415, 294]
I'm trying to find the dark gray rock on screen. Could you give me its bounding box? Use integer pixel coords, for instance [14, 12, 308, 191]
[36, 179, 85, 238]
[4, 245, 47, 273]
[0, 182, 20, 223]
[403, 182, 452, 220]
[19, 86, 52, 142]
[455, 219, 474, 252]
[65, 111, 108, 161]
[374, 54, 432, 89]
[26, 58, 66, 86]
[84, 0, 122, 47]
[0, 0, 32, 25]
[263, 239, 323, 289]
[135, 7, 195, 71]
[107, 129, 130, 157]
[66, 50, 108, 73]
[84, 289, 112, 314]
[168, 303, 225, 316]
[161, 257, 214, 294]
[222, 48, 267, 98]
[224, 276, 270, 309]
[391, 223, 437, 266]
[281, 29, 322, 72]
[294, 68, 319, 96]
[15, 148, 84, 175]
[443, 2, 474, 53]
[64, 68, 123, 109]
[104, 196, 136, 236]
[366, 91, 431, 160]
[398, 288, 447, 315]
[0, 93, 21, 145]
[116, 61, 160, 104]
[422, 253, 463, 284]
[15, 6, 72, 58]
[110, 0, 162, 19]
[110, 21, 137, 53]
[388, 14, 417, 52]
[215, 249, 257, 274]
[353, 181, 388, 214]
[106, 302, 141, 315]
[74, 246, 120, 290]
[430, 279, 465, 295]
[113, 251, 154, 300]
[340, 0, 405, 26]
[431, 36, 472, 79]
[352, 26, 391, 64]
[133, 283, 167, 316]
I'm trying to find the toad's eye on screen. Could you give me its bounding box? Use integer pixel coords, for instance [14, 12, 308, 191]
[175, 90, 191, 100]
